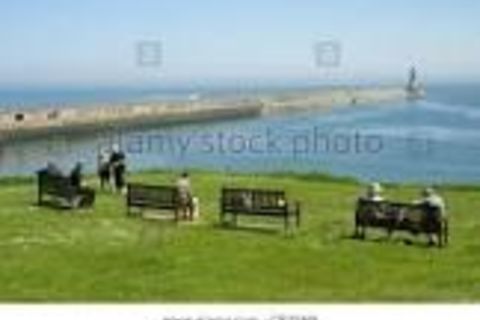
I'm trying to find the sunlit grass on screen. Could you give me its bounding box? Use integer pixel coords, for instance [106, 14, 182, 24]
[0, 171, 479, 302]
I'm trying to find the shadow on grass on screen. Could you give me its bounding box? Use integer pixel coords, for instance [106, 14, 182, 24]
[212, 222, 290, 237]
[141, 213, 177, 222]
[33, 200, 95, 214]
[342, 232, 441, 249]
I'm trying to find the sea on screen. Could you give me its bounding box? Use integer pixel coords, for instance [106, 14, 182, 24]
[0, 83, 479, 184]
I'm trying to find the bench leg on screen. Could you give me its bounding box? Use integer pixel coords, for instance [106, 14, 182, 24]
[284, 213, 289, 233]
[295, 202, 301, 228]
[444, 221, 449, 246]
[174, 208, 180, 223]
[220, 210, 227, 226]
[38, 187, 43, 206]
[360, 225, 367, 240]
[354, 214, 363, 239]
[437, 223, 448, 248]
[354, 218, 359, 238]
[386, 227, 394, 240]
[437, 230, 443, 248]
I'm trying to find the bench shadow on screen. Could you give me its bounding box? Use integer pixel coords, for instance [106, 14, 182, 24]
[32, 201, 82, 212]
[341, 233, 390, 243]
[342, 232, 439, 249]
[138, 218, 177, 231]
[139, 213, 206, 229]
[402, 238, 441, 249]
[213, 223, 283, 236]
[141, 213, 177, 222]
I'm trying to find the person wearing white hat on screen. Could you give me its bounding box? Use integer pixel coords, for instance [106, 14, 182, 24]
[354, 182, 386, 238]
[363, 182, 384, 202]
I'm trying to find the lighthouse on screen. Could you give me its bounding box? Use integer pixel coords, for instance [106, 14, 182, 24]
[406, 66, 425, 100]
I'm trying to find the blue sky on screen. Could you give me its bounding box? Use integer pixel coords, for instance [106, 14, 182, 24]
[1, 0, 479, 87]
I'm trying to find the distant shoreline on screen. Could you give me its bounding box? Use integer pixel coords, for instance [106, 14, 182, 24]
[0, 168, 478, 189]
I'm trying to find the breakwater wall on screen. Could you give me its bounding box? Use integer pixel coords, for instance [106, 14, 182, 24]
[0, 86, 412, 141]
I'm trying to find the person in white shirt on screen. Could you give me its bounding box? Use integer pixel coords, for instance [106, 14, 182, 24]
[415, 187, 447, 245]
[418, 187, 446, 218]
[176, 172, 195, 220]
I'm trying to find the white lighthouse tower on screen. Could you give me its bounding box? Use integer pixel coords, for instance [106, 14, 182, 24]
[406, 66, 425, 100]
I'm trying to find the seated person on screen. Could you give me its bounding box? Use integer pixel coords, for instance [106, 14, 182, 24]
[416, 187, 446, 216]
[44, 162, 63, 177]
[176, 171, 196, 220]
[356, 182, 386, 223]
[414, 187, 447, 245]
[68, 162, 95, 208]
[360, 182, 385, 202]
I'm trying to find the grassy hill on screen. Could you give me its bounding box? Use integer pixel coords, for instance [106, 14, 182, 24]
[0, 170, 479, 302]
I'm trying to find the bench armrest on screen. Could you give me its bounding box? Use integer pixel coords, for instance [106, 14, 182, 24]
[293, 200, 301, 227]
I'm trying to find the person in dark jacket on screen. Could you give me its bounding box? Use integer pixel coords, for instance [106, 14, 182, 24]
[69, 162, 96, 208]
[97, 148, 111, 190]
[45, 162, 63, 177]
[109, 144, 126, 193]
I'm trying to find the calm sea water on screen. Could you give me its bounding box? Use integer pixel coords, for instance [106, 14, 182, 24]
[0, 83, 479, 184]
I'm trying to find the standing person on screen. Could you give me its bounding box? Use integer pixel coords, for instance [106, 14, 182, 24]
[97, 148, 111, 190]
[176, 171, 194, 220]
[109, 144, 127, 193]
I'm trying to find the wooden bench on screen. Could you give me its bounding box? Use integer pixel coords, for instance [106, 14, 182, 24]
[126, 183, 180, 220]
[354, 199, 449, 247]
[37, 170, 95, 209]
[220, 188, 301, 232]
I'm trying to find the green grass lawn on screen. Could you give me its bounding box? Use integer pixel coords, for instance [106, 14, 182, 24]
[0, 170, 479, 302]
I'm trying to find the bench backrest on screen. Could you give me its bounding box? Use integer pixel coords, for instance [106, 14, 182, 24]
[357, 199, 441, 223]
[388, 202, 424, 222]
[356, 198, 388, 217]
[38, 171, 76, 198]
[221, 188, 287, 213]
[127, 183, 178, 210]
